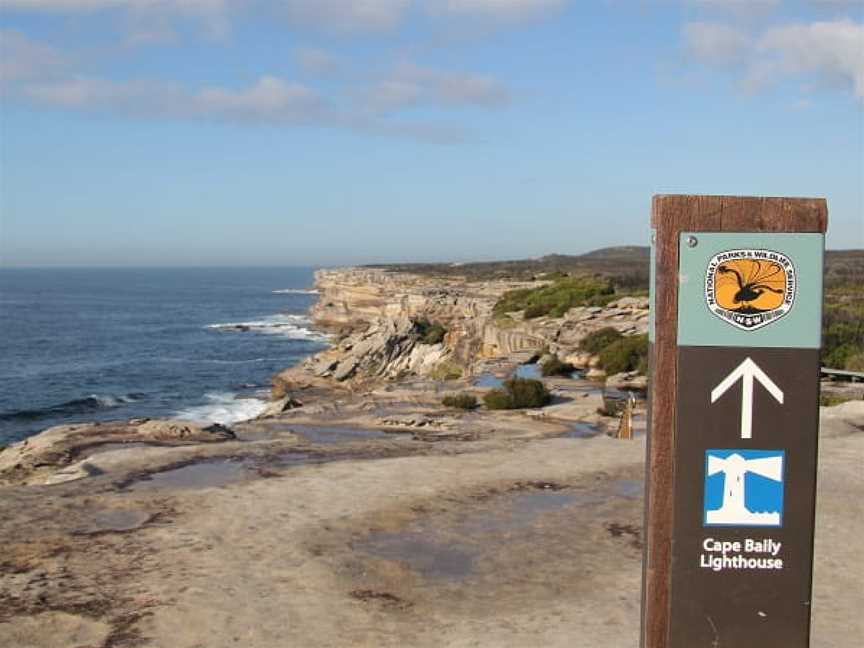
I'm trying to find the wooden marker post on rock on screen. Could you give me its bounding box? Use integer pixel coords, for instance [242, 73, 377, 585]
[640, 195, 827, 648]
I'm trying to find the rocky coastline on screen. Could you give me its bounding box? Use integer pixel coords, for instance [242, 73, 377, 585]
[1, 267, 861, 648]
[273, 267, 648, 395]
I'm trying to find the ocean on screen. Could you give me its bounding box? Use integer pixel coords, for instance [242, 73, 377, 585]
[0, 267, 327, 445]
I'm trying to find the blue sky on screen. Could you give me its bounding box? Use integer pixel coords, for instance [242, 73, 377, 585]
[1, 0, 862, 266]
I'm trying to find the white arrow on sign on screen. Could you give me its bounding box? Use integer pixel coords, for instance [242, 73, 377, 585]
[711, 357, 784, 440]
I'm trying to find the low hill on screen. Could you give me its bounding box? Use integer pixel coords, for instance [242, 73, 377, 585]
[367, 246, 651, 288]
[369, 247, 863, 291]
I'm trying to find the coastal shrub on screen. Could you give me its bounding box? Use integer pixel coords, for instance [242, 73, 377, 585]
[505, 377, 552, 407]
[442, 393, 478, 410]
[540, 271, 570, 281]
[845, 352, 864, 373]
[821, 298, 864, 369]
[414, 318, 447, 345]
[579, 327, 623, 354]
[483, 389, 515, 410]
[598, 334, 649, 375]
[524, 303, 553, 319]
[493, 276, 615, 320]
[540, 356, 576, 377]
[483, 377, 552, 410]
[430, 361, 462, 381]
[819, 393, 859, 407]
[493, 287, 534, 316]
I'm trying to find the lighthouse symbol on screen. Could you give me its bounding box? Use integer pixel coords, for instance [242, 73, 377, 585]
[704, 450, 785, 527]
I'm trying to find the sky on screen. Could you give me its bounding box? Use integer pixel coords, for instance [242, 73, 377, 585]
[0, 0, 862, 267]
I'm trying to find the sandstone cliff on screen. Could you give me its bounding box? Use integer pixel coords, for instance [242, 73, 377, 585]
[276, 268, 649, 390]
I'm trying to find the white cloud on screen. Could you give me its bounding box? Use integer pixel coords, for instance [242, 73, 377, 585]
[295, 47, 341, 74]
[682, 18, 864, 100]
[684, 22, 750, 64]
[22, 77, 182, 111]
[0, 0, 229, 12]
[366, 62, 509, 111]
[0, 0, 571, 34]
[1, 0, 233, 38]
[685, 0, 779, 10]
[0, 29, 69, 81]
[21, 74, 325, 121]
[429, 0, 565, 17]
[2, 14, 512, 139]
[367, 79, 424, 110]
[2, 1, 410, 35]
[197, 75, 323, 118]
[758, 19, 864, 98]
[278, 0, 411, 32]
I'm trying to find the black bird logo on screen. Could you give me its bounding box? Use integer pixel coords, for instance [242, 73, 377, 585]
[717, 261, 784, 313]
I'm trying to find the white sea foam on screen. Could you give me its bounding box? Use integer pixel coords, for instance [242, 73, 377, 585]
[205, 313, 328, 341]
[174, 392, 268, 425]
[204, 358, 268, 365]
[272, 288, 319, 294]
[99, 394, 135, 406]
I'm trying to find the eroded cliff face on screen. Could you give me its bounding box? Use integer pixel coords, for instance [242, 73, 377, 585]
[311, 268, 514, 330]
[278, 268, 648, 389]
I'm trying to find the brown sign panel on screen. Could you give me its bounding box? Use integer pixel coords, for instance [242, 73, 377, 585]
[668, 346, 820, 647]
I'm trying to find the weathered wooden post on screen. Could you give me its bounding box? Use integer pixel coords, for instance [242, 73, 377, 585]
[641, 195, 828, 647]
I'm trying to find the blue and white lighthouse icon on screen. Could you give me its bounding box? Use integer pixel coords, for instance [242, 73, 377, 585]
[703, 449, 785, 527]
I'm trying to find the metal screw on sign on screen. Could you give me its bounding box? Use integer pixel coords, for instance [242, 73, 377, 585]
[686, 235, 698, 248]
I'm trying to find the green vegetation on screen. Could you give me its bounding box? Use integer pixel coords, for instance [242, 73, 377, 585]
[493, 276, 615, 320]
[367, 246, 651, 284]
[429, 361, 462, 381]
[599, 395, 628, 417]
[846, 353, 864, 372]
[442, 393, 479, 410]
[414, 318, 447, 345]
[540, 356, 576, 377]
[598, 334, 649, 375]
[821, 289, 864, 370]
[819, 393, 860, 407]
[577, 327, 648, 375]
[483, 377, 552, 410]
[382, 248, 863, 372]
[578, 327, 623, 354]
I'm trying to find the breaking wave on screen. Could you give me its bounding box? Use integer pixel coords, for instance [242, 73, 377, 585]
[272, 288, 319, 294]
[0, 393, 146, 422]
[205, 313, 328, 341]
[174, 392, 268, 424]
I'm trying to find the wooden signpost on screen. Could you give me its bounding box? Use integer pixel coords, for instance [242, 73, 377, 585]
[641, 195, 827, 648]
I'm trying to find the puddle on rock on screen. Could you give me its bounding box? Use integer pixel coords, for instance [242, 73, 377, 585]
[358, 532, 478, 580]
[514, 364, 542, 380]
[610, 479, 643, 498]
[357, 478, 643, 581]
[473, 373, 505, 388]
[565, 423, 602, 439]
[276, 424, 405, 445]
[128, 458, 258, 491]
[271, 451, 330, 467]
[475, 364, 542, 386]
[454, 491, 580, 536]
[88, 442, 163, 455]
[604, 387, 646, 401]
[124, 447, 384, 492]
[75, 509, 152, 534]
